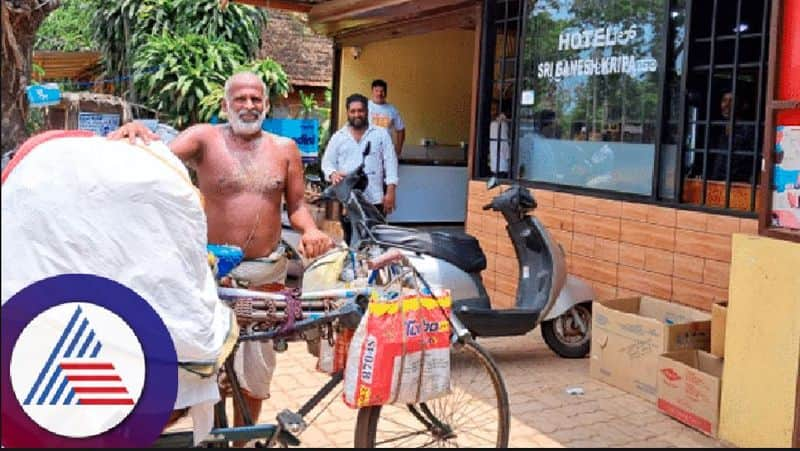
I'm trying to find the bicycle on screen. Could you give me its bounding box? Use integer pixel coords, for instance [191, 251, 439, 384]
[154, 247, 510, 448]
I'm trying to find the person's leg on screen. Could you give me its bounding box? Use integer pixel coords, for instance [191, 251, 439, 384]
[227, 257, 284, 447]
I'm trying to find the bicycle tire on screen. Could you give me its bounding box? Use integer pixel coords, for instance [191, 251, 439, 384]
[353, 340, 510, 448]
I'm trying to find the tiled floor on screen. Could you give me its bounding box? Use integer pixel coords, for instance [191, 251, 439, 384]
[167, 331, 729, 448]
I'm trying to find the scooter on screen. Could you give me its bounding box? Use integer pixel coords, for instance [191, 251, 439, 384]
[308, 147, 595, 358]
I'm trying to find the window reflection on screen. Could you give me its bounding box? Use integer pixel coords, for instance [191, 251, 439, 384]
[517, 0, 666, 195]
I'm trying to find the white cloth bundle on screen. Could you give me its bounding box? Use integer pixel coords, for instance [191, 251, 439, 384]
[1, 134, 232, 443]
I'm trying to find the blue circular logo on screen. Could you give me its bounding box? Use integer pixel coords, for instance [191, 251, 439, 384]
[1, 274, 178, 447]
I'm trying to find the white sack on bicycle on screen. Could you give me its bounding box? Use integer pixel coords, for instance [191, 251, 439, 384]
[1, 134, 233, 434]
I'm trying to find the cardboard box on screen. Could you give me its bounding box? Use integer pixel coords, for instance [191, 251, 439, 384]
[710, 301, 728, 358]
[590, 296, 712, 402]
[657, 350, 723, 437]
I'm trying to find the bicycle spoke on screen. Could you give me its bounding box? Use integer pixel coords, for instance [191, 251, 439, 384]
[357, 341, 508, 448]
[419, 437, 442, 448]
[375, 430, 429, 447]
[449, 403, 498, 428]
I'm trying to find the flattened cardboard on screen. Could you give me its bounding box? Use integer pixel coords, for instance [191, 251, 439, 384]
[710, 301, 728, 358]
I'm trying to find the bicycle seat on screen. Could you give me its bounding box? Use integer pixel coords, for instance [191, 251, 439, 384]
[371, 225, 487, 273]
[207, 244, 244, 278]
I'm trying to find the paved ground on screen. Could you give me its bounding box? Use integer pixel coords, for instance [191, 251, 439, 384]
[169, 331, 729, 448]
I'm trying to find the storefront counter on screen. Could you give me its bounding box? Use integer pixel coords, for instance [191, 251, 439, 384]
[387, 145, 468, 223]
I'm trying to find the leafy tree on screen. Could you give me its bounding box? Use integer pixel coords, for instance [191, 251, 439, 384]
[93, 0, 267, 98]
[35, 0, 98, 51]
[1, 0, 62, 154]
[134, 33, 247, 128]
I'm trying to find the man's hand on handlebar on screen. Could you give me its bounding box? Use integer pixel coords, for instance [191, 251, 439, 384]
[107, 121, 160, 145]
[298, 228, 334, 260]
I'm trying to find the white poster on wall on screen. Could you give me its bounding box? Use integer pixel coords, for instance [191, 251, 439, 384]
[78, 112, 121, 137]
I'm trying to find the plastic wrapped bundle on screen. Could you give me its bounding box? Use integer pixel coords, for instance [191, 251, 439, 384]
[1, 130, 234, 443]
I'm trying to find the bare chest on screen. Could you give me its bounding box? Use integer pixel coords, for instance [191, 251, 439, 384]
[198, 133, 287, 196]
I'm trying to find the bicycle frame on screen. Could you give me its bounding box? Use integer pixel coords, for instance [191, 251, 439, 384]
[154, 254, 478, 448]
[154, 287, 373, 448]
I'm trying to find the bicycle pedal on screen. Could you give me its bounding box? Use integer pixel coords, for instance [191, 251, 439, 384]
[277, 409, 307, 435]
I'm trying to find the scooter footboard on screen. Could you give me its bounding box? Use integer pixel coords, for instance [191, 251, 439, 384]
[453, 301, 540, 337]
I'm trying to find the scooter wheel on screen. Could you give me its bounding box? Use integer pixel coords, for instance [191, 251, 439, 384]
[541, 302, 592, 359]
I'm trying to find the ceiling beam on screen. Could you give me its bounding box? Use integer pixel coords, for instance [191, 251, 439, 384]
[309, 0, 410, 24]
[334, 4, 476, 47]
[230, 0, 314, 13]
[309, 0, 477, 37]
[312, 18, 383, 36]
[309, 0, 474, 24]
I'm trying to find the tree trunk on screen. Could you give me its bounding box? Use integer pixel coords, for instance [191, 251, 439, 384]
[1, 1, 61, 155]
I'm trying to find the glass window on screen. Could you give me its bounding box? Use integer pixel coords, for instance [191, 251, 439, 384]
[516, 0, 667, 195]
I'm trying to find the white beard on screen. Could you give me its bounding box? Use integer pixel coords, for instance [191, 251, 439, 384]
[228, 107, 266, 135]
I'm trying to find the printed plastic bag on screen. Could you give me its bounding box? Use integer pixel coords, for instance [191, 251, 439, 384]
[343, 289, 452, 408]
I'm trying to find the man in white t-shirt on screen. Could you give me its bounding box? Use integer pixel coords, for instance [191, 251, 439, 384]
[368, 79, 405, 157]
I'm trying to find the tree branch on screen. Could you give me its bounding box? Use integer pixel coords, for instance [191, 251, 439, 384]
[1, 2, 25, 69]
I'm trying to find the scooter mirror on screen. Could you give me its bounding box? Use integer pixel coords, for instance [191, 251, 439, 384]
[487, 176, 499, 190]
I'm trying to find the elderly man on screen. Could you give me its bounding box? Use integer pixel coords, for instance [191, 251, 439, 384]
[322, 93, 399, 243]
[109, 71, 332, 439]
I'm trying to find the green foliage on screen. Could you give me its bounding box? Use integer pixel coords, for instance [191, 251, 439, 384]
[93, 0, 267, 98]
[35, 0, 99, 51]
[31, 63, 45, 79]
[298, 90, 317, 118]
[198, 58, 290, 123]
[244, 58, 290, 100]
[25, 108, 46, 136]
[134, 33, 246, 129]
[170, 0, 267, 57]
[302, 88, 334, 178]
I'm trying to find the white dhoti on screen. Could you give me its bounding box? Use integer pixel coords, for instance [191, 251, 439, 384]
[228, 247, 288, 400]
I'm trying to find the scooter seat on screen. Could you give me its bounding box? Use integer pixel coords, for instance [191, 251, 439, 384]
[371, 225, 487, 273]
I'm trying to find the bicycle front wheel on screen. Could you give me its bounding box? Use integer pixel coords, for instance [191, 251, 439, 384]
[353, 340, 510, 448]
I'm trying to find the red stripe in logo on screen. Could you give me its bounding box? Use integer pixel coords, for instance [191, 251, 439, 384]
[73, 387, 129, 394]
[66, 375, 122, 381]
[60, 363, 115, 370]
[78, 399, 135, 405]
